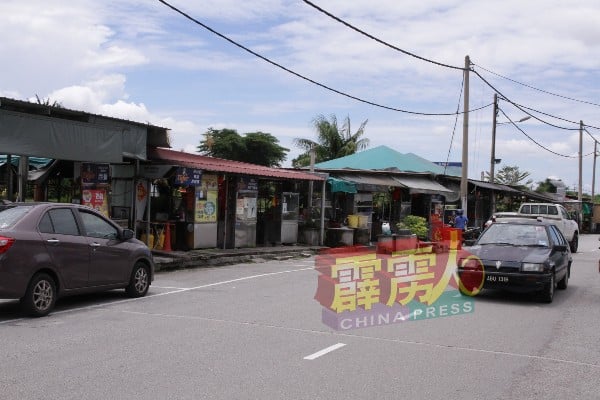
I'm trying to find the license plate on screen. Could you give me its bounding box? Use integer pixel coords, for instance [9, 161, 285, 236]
[486, 275, 509, 283]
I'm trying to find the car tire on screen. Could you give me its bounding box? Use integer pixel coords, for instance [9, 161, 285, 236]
[125, 262, 150, 298]
[557, 268, 569, 290]
[569, 233, 578, 253]
[21, 273, 57, 317]
[539, 272, 555, 303]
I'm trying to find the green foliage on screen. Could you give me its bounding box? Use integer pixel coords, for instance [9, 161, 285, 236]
[197, 128, 288, 167]
[535, 178, 558, 193]
[396, 215, 428, 239]
[292, 114, 369, 168]
[487, 165, 533, 188]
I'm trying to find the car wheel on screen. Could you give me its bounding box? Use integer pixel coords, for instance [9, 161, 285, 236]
[21, 273, 57, 317]
[557, 268, 569, 290]
[569, 233, 578, 253]
[539, 272, 555, 303]
[126, 262, 150, 297]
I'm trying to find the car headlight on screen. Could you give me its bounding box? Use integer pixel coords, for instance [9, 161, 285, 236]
[522, 263, 545, 272]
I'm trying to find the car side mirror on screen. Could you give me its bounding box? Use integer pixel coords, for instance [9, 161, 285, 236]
[121, 229, 134, 240]
[553, 244, 567, 252]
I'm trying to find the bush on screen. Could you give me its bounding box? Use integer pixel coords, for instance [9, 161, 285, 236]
[396, 215, 428, 239]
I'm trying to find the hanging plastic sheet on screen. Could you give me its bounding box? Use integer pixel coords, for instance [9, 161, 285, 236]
[327, 177, 357, 193]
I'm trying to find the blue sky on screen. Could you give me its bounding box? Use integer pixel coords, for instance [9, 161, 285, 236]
[2, 0, 600, 192]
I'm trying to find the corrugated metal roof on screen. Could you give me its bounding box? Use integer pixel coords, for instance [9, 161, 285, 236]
[468, 180, 520, 192]
[147, 147, 324, 181]
[314, 145, 460, 176]
[393, 176, 453, 194]
[336, 173, 400, 187]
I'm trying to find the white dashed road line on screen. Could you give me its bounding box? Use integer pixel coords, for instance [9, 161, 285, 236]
[304, 343, 347, 360]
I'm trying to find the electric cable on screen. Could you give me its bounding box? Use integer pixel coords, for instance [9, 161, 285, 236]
[498, 107, 576, 158]
[473, 69, 581, 131]
[472, 62, 600, 108]
[157, 0, 491, 116]
[442, 74, 465, 175]
[302, 0, 463, 71]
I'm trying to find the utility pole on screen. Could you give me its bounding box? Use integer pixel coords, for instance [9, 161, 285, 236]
[592, 140, 597, 200]
[460, 55, 470, 213]
[490, 93, 498, 213]
[578, 121, 583, 202]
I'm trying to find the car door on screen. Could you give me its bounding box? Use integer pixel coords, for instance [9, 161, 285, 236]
[38, 207, 90, 289]
[547, 225, 569, 279]
[78, 209, 131, 286]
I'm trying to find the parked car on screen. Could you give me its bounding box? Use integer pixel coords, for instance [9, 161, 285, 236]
[483, 211, 520, 229]
[517, 203, 579, 253]
[0, 202, 155, 317]
[457, 218, 571, 303]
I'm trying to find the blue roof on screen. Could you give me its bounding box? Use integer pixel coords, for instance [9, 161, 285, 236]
[314, 145, 461, 176]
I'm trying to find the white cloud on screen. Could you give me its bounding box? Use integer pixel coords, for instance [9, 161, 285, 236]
[1, 0, 599, 189]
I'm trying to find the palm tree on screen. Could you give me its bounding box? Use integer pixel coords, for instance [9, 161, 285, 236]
[293, 114, 369, 168]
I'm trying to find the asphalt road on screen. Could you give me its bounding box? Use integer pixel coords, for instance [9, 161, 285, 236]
[2, 236, 600, 400]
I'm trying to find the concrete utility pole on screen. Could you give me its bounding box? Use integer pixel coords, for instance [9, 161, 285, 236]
[460, 55, 470, 213]
[579, 121, 583, 202]
[592, 140, 597, 200]
[490, 93, 498, 214]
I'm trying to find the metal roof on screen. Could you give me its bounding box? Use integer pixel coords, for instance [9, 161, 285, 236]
[147, 147, 325, 181]
[393, 176, 453, 194]
[314, 145, 461, 176]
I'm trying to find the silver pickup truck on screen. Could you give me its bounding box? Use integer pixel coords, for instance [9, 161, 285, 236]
[518, 203, 579, 253]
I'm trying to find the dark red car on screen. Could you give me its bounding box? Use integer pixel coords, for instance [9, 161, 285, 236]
[0, 202, 154, 317]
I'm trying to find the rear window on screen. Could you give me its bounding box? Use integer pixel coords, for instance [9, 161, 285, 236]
[0, 205, 33, 229]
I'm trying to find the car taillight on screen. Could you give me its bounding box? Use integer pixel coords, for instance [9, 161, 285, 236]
[0, 236, 15, 254]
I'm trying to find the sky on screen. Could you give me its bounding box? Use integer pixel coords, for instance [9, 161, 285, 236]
[2, 0, 600, 193]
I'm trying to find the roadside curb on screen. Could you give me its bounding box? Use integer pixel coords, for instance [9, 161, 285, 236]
[152, 246, 326, 272]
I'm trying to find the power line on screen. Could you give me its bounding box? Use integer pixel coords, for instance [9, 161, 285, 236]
[302, 0, 463, 71]
[443, 74, 465, 175]
[300, 0, 599, 137]
[584, 127, 600, 144]
[497, 107, 576, 158]
[472, 62, 600, 108]
[157, 0, 490, 116]
[472, 69, 581, 131]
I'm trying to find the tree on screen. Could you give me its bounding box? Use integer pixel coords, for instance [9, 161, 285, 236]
[535, 178, 558, 194]
[197, 128, 288, 167]
[35, 94, 62, 108]
[490, 165, 533, 188]
[292, 114, 369, 168]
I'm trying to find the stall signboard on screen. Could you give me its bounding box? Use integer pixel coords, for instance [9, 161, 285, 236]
[195, 174, 218, 223]
[238, 176, 258, 192]
[174, 167, 202, 186]
[81, 163, 110, 186]
[82, 189, 109, 217]
[195, 190, 218, 223]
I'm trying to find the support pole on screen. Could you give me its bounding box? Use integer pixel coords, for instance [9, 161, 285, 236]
[592, 141, 597, 200]
[578, 121, 583, 202]
[490, 93, 498, 214]
[460, 55, 471, 213]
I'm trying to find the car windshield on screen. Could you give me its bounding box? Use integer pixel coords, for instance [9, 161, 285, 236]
[0, 205, 33, 229]
[477, 223, 549, 247]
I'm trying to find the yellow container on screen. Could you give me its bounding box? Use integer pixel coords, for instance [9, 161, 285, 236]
[141, 233, 155, 249]
[347, 215, 359, 228]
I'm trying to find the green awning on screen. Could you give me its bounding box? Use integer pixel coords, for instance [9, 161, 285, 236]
[327, 177, 357, 193]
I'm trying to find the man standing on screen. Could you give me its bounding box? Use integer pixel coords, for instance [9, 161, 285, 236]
[454, 209, 468, 230]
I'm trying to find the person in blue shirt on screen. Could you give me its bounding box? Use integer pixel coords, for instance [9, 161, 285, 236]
[453, 209, 468, 230]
